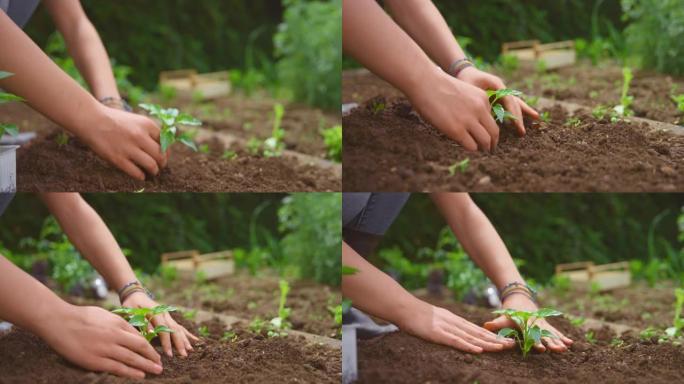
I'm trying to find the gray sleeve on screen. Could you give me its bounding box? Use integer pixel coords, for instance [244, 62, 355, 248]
[5, 0, 41, 28]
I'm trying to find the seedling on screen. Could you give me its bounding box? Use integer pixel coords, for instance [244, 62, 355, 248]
[182, 309, 197, 321]
[222, 150, 238, 161]
[321, 124, 342, 162]
[526, 96, 540, 108]
[539, 111, 550, 123]
[565, 116, 581, 128]
[221, 330, 238, 342]
[139, 103, 202, 153]
[263, 104, 286, 157]
[610, 337, 624, 348]
[640, 326, 659, 340]
[665, 288, 684, 338]
[268, 279, 292, 337]
[246, 137, 261, 155]
[448, 158, 470, 176]
[371, 100, 386, 115]
[0, 71, 23, 137]
[493, 308, 562, 358]
[198, 144, 210, 154]
[112, 305, 176, 342]
[329, 304, 342, 325]
[585, 330, 597, 344]
[487, 89, 523, 124]
[613, 67, 634, 118]
[570, 316, 586, 327]
[198, 325, 210, 338]
[592, 105, 610, 120]
[55, 132, 70, 147]
[672, 94, 684, 112]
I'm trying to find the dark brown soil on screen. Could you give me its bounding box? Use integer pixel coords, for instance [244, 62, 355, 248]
[504, 61, 684, 125]
[541, 281, 679, 330]
[184, 97, 340, 159]
[151, 273, 340, 339]
[357, 300, 684, 384]
[0, 317, 340, 384]
[342, 92, 684, 192]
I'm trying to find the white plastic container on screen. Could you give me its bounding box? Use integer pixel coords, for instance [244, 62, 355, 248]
[0, 145, 19, 192]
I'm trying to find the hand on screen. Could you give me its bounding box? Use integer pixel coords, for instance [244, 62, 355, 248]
[37, 304, 163, 379]
[121, 291, 199, 357]
[456, 66, 539, 137]
[78, 105, 167, 181]
[409, 69, 500, 152]
[483, 294, 573, 353]
[398, 300, 514, 354]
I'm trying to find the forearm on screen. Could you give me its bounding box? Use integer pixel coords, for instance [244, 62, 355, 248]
[0, 255, 71, 337]
[40, 193, 136, 292]
[57, 16, 120, 99]
[342, 241, 428, 328]
[431, 193, 524, 290]
[385, 0, 466, 70]
[343, 0, 442, 97]
[0, 11, 104, 138]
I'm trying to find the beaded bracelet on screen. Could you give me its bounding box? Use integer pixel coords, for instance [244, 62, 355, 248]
[117, 280, 154, 304]
[499, 281, 537, 303]
[99, 96, 132, 112]
[447, 57, 475, 78]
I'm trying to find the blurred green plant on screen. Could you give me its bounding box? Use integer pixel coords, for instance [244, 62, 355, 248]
[321, 124, 342, 162]
[0, 71, 23, 137]
[278, 193, 341, 285]
[274, 0, 341, 109]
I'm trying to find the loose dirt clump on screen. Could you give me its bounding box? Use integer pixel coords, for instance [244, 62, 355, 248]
[342, 96, 684, 192]
[0, 317, 340, 384]
[357, 300, 684, 384]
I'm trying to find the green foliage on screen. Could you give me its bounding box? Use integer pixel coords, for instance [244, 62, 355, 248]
[0, 71, 23, 137]
[182, 309, 197, 321]
[330, 304, 342, 325]
[550, 275, 571, 295]
[157, 264, 178, 286]
[448, 158, 470, 176]
[487, 89, 523, 123]
[263, 104, 286, 157]
[278, 193, 341, 285]
[371, 100, 386, 115]
[274, 0, 341, 110]
[539, 111, 550, 123]
[565, 116, 582, 128]
[268, 280, 292, 337]
[55, 132, 70, 147]
[585, 330, 597, 344]
[198, 325, 210, 338]
[222, 150, 238, 161]
[494, 308, 562, 358]
[221, 330, 238, 342]
[665, 288, 684, 339]
[342, 265, 359, 276]
[139, 104, 201, 152]
[612, 67, 634, 118]
[622, 0, 684, 76]
[112, 305, 176, 342]
[321, 125, 342, 162]
[672, 94, 684, 113]
[497, 54, 519, 76]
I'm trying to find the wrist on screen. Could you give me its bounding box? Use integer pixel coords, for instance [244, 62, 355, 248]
[70, 100, 110, 139]
[392, 294, 430, 331]
[32, 299, 75, 339]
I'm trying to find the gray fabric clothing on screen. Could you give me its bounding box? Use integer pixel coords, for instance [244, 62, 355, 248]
[343, 193, 410, 236]
[0, 193, 13, 217]
[1, 0, 40, 28]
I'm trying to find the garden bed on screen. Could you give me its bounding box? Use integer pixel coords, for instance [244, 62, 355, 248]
[342, 71, 684, 192]
[184, 96, 340, 159]
[356, 299, 683, 384]
[150, 272, 340, 339]
[3, 103, 339, 192]
[0, 314, 340, 384]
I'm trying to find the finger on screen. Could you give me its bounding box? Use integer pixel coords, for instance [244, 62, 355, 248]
[166, 314, 188, 357]
[151, 315, 173, 357]
[118, 331, 162, 365]
[546, 323, 574, 345]
[467, 123, 492, 152]
[461, 321, 514, 347]
[447, 325, 506, 352]
[478, 114, 500, 150]
[441, 331, 484, 354]
[99, 358, 146, 380]
[483, 315, 515, 332]
[130, 149, 161, 177]
[140, 116, 161, 142]
[543, 336, 567, 353]
[501, 96, 525, 136]
[518, 97, 540, 120]
[450, 128, 478, 152]
[108, 346, 163, 376]
[184, 328, 200, 342]
[117, 158, 146, 181]
[561, 334, 574, 345]
[139, 134, 167, 169]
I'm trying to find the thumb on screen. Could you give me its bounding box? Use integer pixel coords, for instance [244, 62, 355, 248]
[483, 315, 515, 332]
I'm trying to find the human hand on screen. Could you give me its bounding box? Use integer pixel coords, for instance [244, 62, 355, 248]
[456, 66, 539, 136]
[483, 293, 573, 353]
[121, 291, 199, 357]
[398, 301, 514, 354]
[37, 304, 163, 379]
[409, 69, 500, 152]
[78, 105, 167, 181]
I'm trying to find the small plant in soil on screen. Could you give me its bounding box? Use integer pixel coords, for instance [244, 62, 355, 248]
[613, 67, 634, 118]
[263, 103, 286, 157]
[222, 150, 238, 161]
[448, 158, 470, 176]
[493, 308, 562, 358]
[570, 316, 586, 327]
[247, 137, 261, 155]
[371, 100, 386, 115]
[268, 279, 292, 337]
[55, 131, 70, 147]
[672, 94, 684, 112]
[198, 325, 210, 338]
[221, 330, 238, 342]
[585, 330, 597, 344]
[139, 103, 202, 153]
[487, 89, 523, 124]
[0, 71, 23, 137]
[198, 144, 210, 154]
[665, 288, 684, 339]
[321, 124, 342, 162]
[183, 309, 197, 321]
[565, 116, 581, 128]
[112, 305, 176, 342]
[539, 111, 550, 123]
[610, 337, 625, 348]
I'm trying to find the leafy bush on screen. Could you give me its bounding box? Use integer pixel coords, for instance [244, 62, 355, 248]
[622, 0, 684, 76]
[321, 125, 342, 162]
[274, 0, 341, 109]
[278, 193, 341, 285]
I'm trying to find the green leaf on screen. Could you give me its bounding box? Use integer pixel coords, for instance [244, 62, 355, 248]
[0, 124, 18, 137]
[153, 325, 174, 334]
[540, 329, 557, 338]
[177, 113, 202, 126]
[529, 326, 542, 344]
[342, 265, 359, 275]
[112, 307, 135, 315]
[179, 134, 198, 152]
[152, 304, 177, 315]
[0, 92, 24, 104]
[138, 103, 162, 116]
[535, 308, 563, 318]
[160, 129, 175, 153]
[0, 71, 13, 80]
[492, 308, 517, 316]
[129, 314, 147, 327]
[497, 328, 517, 338]
[341, 298, 352, 312]
[493, 104, 506, 123]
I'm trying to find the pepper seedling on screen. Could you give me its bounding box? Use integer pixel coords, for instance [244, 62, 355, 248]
[487, 89, 523, 124]
[0, 71, 23, 137]
[268, 279, 292, 337]
[112, 305, 176, 342]
[448, 158, 470, 176]
[493, 308, 562, 358]
[139, 103, 202, 153]
[613, 67, 634, 118]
